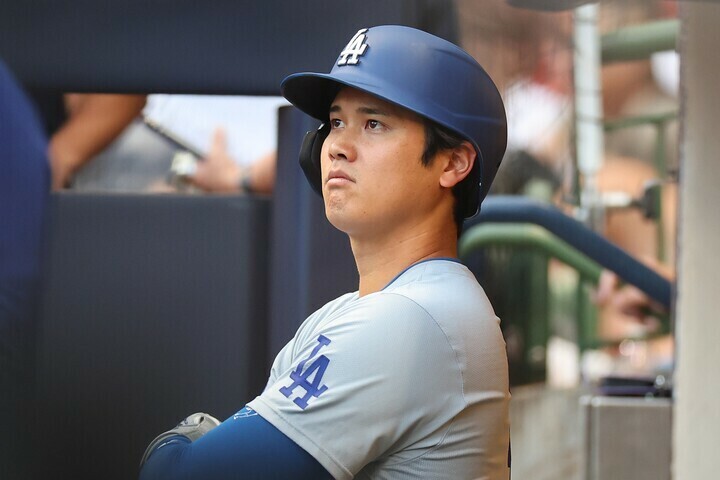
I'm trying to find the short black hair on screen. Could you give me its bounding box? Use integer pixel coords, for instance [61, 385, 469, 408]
[422, 120, 469, 236]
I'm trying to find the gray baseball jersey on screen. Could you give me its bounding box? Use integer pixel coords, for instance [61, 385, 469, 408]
[248, 258, 510, 479]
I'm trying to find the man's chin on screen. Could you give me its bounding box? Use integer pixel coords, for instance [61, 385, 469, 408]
[325, 210, 353, 235]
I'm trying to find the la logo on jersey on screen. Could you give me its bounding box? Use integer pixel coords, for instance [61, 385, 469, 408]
[337, 28, 369, 66]
[280, 335, 331, 410]
[232, 406, 258, 420]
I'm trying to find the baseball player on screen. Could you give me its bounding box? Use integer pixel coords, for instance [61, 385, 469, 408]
[140, 25, 510, 480]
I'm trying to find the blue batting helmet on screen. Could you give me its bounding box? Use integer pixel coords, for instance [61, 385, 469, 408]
[281, 25, 507, 218]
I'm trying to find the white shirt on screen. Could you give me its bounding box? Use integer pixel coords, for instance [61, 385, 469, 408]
[143, 95, 289, 166]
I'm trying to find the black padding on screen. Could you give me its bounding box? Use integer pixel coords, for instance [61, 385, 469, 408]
[299, 123, 329, 196]
[33, 193, 270, 480]
[0, 0, 458, 94]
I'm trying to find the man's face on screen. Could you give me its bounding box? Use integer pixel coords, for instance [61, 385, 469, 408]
[320, 87, 448, 237]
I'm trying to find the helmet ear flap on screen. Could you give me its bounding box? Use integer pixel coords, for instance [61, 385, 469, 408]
[299, 123, 330, 196]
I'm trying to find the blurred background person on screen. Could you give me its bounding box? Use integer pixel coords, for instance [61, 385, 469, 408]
[0, 58, 50, 480]
[139, 94, 286, 195]
[458, 0, 678, 384]
[23, 88, 285, 195]
[47, 94, 147, 189]
[184, 127, 277, 195]
[23, 89, 147, 189]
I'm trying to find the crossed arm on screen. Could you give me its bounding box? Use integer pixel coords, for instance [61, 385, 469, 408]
[138, 407, 332, 480]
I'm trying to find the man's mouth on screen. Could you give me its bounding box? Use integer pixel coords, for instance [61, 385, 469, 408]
[326, 170, 355, 185]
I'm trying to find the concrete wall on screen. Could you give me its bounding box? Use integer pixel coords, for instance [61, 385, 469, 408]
[510, 385, 583, 480]
[674, 3, 720, 479]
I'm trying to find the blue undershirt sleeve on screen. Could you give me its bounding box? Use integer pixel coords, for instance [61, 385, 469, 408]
[139, 407, 332, 480]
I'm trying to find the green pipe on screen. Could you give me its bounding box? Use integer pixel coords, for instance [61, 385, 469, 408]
[460, 223, 601, 351]
[576, 278, 599, 351]
[603, 111, 678, 133]
[459, 223, 670, 350]
[601, 19, 679, 64]
[459, 223, 603, 283]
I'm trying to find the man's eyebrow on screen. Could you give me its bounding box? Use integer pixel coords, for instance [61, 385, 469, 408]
[357, 106, 390, 116]
[328, 104, 391, 116]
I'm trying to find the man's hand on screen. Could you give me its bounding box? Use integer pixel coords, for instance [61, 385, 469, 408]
[187, 128, 243, 193]
[48, 137, 81, 190]
[140, 412, 220, 469]
[595, 270, 662, 322]
[187, 127, 277, 194]
[593, 258, 674, 340]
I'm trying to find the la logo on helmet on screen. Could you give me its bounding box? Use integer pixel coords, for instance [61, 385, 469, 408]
[338, 28, 368, 66]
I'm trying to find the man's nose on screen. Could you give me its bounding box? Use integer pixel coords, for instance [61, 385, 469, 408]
[327, 129, 357, 163]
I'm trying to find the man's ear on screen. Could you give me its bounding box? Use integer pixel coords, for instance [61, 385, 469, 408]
[439, 141, 476, 188]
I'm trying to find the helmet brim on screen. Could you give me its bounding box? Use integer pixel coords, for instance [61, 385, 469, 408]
[282, 72, 382, 122]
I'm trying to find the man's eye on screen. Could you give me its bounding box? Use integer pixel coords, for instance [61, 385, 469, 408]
[330, 118, 344, 128]
[366, 120, 382, 130]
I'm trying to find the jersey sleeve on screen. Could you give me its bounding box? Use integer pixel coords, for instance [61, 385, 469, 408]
[247, 292, 466, 479]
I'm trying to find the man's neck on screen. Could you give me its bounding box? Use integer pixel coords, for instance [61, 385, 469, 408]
[350, 217, 458, 297]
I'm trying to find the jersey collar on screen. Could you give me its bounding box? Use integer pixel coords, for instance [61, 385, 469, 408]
[381, 257, 463, 291]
